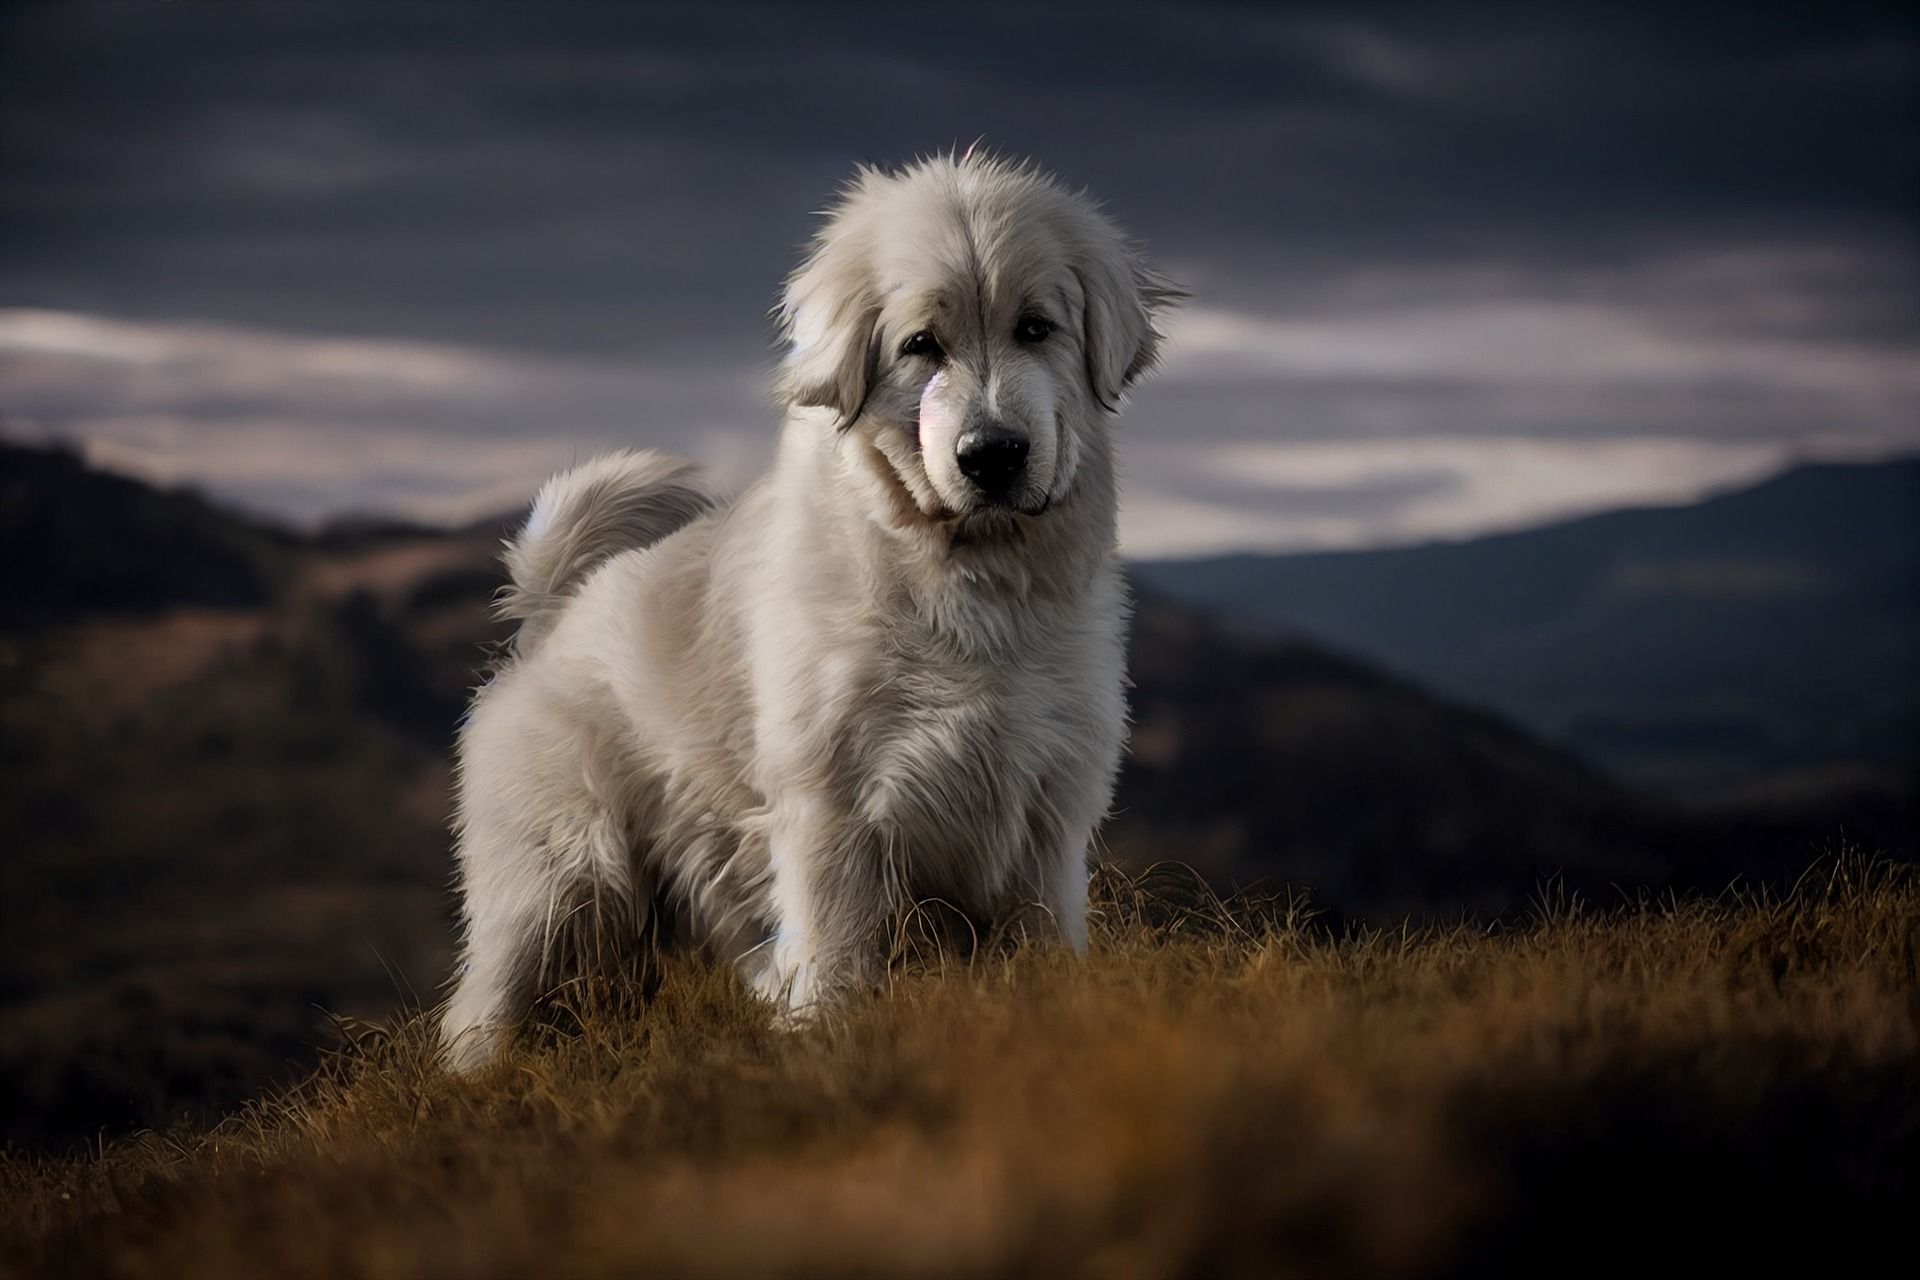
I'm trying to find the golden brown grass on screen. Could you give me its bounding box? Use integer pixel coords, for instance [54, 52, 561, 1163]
[5, 857, 1916, 1280]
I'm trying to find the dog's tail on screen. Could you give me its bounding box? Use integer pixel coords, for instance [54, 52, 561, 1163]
[497, 450, 715, 654]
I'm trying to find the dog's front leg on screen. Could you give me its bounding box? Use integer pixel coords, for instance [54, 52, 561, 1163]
[1046, 842, 1092, 954]
[756, 791, 890, 1015]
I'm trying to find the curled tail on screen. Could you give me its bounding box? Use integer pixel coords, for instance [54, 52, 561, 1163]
[497, 450, 714, 654]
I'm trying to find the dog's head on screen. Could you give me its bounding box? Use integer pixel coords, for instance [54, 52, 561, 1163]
[778, 153, 1183, 535]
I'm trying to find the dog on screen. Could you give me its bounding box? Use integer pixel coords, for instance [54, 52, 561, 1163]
[439, 152, 1182, 1070]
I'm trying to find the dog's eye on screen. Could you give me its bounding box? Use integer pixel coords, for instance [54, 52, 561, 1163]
[1014, 314, 1055, 346]
[900, 330, 944, 361]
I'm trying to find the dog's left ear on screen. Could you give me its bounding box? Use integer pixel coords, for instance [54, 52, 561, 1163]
[1077, 252, 1186, 412]
[778, 234, 880, 427]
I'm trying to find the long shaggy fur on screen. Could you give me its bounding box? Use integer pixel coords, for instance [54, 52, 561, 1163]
[497, 450, 714, 654]
[440, 152, 1182, 1071]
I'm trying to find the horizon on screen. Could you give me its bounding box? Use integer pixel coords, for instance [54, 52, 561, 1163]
[11, 425, 1913, 561]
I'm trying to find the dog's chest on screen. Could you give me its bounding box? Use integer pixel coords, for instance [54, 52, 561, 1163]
[848, 638, 1101, 888]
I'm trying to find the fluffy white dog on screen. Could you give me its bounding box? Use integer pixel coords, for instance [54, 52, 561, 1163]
[440, 153, 1181, 1070]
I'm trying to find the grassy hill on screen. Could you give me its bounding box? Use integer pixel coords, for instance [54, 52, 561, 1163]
[2, 441, 1909, 1152]
[1135, 459, 1920, 794]
[3, 859, 1913, 1279]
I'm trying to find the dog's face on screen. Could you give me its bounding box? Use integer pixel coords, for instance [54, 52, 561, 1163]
[779, 156, 1181, 534]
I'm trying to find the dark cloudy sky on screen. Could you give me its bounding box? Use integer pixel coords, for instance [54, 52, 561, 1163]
[3, 2, 1915, 553]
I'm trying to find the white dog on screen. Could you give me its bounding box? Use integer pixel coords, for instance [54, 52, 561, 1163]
[440, 153, 1181, 1070]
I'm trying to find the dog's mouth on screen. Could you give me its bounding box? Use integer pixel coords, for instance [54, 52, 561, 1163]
[940, 488, 1054, 531]
[947, 504, 1048, 549]
[971, 493, 1051, 521]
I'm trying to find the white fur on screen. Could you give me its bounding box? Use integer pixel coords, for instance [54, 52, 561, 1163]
[440, 152, 1182, 1071]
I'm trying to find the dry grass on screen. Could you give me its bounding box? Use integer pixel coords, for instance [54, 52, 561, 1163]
[4, 856, 1916, 1280]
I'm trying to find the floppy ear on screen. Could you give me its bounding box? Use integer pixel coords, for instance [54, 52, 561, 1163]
[1076, 254, 1186, 412]
[777, 234, 881, 426]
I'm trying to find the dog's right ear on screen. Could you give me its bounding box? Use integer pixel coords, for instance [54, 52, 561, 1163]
[777, 230, 881, 427]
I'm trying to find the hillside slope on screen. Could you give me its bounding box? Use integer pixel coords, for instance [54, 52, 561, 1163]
[0, 441, 296, 627]
[1135, 459, 1920, 792]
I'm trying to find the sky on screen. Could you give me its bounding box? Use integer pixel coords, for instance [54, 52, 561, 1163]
[2, 1, 1916, 556]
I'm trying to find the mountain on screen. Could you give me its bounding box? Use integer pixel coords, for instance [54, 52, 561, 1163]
[1134, 459, 1920, 795]
[1, 440, 1906, 1149]
[0, 441, 297, 627]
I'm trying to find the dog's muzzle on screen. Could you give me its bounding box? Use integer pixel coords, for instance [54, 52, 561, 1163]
[955, 425, 1030, 508]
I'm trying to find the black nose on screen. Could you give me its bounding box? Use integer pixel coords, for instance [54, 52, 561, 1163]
[955, 428, 1030, 496]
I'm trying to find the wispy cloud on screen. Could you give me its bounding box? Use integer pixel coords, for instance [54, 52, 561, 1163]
[5, 305, 1906, 556]
[1165, 297, 1920, 401]
[0, 308, 774, 524]
[1122, 435, 1873, 556]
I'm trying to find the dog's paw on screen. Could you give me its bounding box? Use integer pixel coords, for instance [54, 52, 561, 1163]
[438, 1018, 506, 1075]
[750, 958, 815, 1019]
[747, 944, 851, 1029]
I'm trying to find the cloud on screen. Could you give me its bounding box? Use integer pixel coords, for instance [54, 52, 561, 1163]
[1121, 435, 1882, 557]
[1, 4, 1914, 553]
[1127, 239, 1920, 465]
[1165, 297, 1920, 399]
[6, 304, 1906, 557]
[0, 308, 775, 524]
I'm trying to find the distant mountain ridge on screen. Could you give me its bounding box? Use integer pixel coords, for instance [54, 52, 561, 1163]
[1135, 458, 1920, 794]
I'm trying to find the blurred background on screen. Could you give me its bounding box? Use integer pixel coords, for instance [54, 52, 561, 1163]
[1, 2, 1915, 1149]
